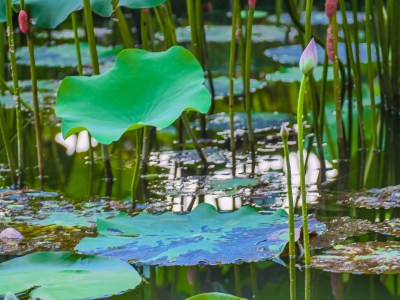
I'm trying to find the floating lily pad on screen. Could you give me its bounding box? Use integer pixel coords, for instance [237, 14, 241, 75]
[209, 178, 258, 192]
[226, 10, 268, 19]
[0, 189, 58, 200]
[265, 43, 376, 65]
[311, 242, 400, 274]
[206, 112, 292, 132]
[36, 28, 113, 43]
[75, 203, 325, 266]
[205, 76, 265, 97]
[162, 25, 291, 44]
[56, 46, 211, 144]
[338, 185, 400, 209]
[266, 65, 334, 83]
[188, 293, 246, 300]
[15, 43, 120, 68]
[267, 11, 365, 26]
[0, 251, 141, 299]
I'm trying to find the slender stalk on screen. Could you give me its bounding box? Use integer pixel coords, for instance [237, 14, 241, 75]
[297, 74, 310, 300]
[113, 2, 135, 48]
[131, 129, 142, 206]
[83, 0, 113, 186]
[282, 126, 296, 300]
[71, 10, 95, 195]
[186, 0, 198, 59]
[237, 1, 245, 88]
[319, 52, 328, 139]
[195, 0, 204, 66]
[391, 0, 400, 107]
[276, 0, 282, 25]
[164, 1, 177, 45]
[150, 266, 156, 300]
[234, 264, 241, 297]
[181, 112, 207, 167]
[250, 263, 258, 298]
[141, 8, 150, 51]
[0, 23, 5, 95]
[6, 0, 23, 188]
[229, 0, 239, 177]
[244, 7, 256, 175]
[0, 77, 33, 113]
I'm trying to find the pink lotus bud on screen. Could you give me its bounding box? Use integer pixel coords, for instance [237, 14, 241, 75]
[299, 38, 318, 75]
[249, 0, 257, 9]
[326, 23, 334, 61]
[18, 10, 30, 35]
[187, 267, 194, 285]
[142, 8, 149, 13]
[325, 0, 338, 21]
[280, 122, 289, 140]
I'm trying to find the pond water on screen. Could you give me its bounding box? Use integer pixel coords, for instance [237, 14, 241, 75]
[1, 1, 400, 300]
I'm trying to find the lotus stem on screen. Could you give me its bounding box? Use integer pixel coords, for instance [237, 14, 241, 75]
[297, 74, 310, 300]
[164, 1, 177, 45]
[319, 52, 328, 140]
[21, 3, 44, 191]
[181, 112, 207, 167]
[391, 0, 400, 108]
[229, 0, 239, 177]
[244, 6, 256, 175]
[250, 262, 258, 298]
[113, 3, 135, 49]
[150, 265, 156, 300]
[281, 123, 296, 300]
[276, 0, 282, 25]
[141, 8, 150, 51]
[83, 0, 114, 188]
[71, 10, 95, 195]
[0, 77, 33, 113]
[237, 3, 245, 95]
[234, 264, 241, 297]
[131, 129, 142, 206]
[0, 23, 5, 95]
[186, 0, 198, 59]
[6, 0, 23, 188]
[339, 0, 366, 188]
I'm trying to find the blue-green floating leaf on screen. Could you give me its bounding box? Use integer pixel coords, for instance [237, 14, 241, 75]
[205, 76, 266, 97]
[266, 66, 334, 83]
[267, 11, 365, 26]
[75, 203, 325, 266]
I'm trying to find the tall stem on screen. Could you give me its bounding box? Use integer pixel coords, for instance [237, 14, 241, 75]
[113, 2, 135, 49]
[6, 0, 23, 188]
[181, 112, 207, 167]
[283, 132, 296, 300]
[131, 129, 142, 206]
[244, 7, 256, 175]
[83, 0, 113, 187]
[186, 0, 198, 59]
[297, 74, 310, 300]
[391, 0, 400, 107]
[229, 0, 239, 177]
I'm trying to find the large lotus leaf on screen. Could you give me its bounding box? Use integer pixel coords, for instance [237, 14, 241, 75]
[119, 0, 167, 9]
[338, 185, 400, 209]
[15, 43, 120, 67]
[75, 203, 325, 266]
[188, 293, 246, 300]
[56, 46, 211, 144]
[0, 251, 141, 299]
[311, 242, 400, 274]
[265, 43, 376, 65]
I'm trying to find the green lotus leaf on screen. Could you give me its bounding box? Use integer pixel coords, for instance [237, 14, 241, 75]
[266, 66, 334, 83]
[56, 46, 211, 144]
[311, 242, 400, 274]
[209, 178, 258, 191]
[75, 203, 325, 266]
[119, 0, 167, 9]
[188, 292, 246, 300]
[227, 10, 268, 19]
[0, 251, 142, 299]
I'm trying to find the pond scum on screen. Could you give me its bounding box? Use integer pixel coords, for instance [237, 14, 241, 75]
[0, 0, 400, 299]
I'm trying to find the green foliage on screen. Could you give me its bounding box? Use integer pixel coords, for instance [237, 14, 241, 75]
[0, 251, 141, 300]
[75, 203, 325, 266]
[56, 46, 210, 144]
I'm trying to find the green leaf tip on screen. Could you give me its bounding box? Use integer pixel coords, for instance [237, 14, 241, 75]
[56, 46, 211, 144]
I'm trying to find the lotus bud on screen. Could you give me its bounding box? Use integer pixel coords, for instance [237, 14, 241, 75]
[18, 10, 30, 35]
[325, 0, 338, 21]
[326, 23, 334, 61]
[280, 122, 289, 140]
[299, 38, 318, 75]
[142, 8, 149, 13]
[249, 0, 257, 9]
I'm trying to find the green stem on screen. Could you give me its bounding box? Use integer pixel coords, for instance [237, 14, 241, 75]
[297, 74, 310, 300]
[234, 264, 241, 297]
[71, 11, 83, 76]
[244, 7, 256, 175]
[83, 0, 113, 185]
[141, 8, 150, 51]
[164, 1, 177, 45]
[181, 112, 207, 167]
[304, 0, 313, 42]
[113, 3, 135, 49]
[195, 0, 204, 66]
[276, 0, 282, 25]
[391, 0, 400, 106]
[0, 105, 17, 187]
[283, 129, 296, 300]
[250, 262, 258, 298]
[0, 23, 5, 95]
[131, 129, 142, 206]
[186, 0, 198, 59]
[319, 52, 328, 139]
[150, 266, 156, 300]
[229, 0, 239, 177]
[237, 1, 245, 89]
[6, 0, 23, 188]
[0, 77, 33, 113]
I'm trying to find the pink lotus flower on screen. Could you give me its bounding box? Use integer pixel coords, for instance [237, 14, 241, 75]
[299, 38, 318, 75]
[326, 23, 334, 61]
[325, 0, 338, 21]
[18, 10, 30, 35]
[142, 8, 149, 13]
[249, 0, 257, 9]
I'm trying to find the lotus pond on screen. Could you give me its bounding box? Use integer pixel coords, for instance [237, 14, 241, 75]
[1, 0, 400, 299]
